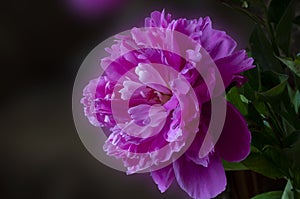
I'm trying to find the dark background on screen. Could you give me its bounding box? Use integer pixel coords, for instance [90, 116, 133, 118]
[1, 0, 285, 198]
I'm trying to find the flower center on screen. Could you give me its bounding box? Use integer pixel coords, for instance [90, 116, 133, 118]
[155, 90, 172, 105]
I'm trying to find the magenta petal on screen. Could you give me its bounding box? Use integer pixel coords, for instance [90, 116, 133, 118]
[202, 31, 237, 60]
[145, 10, 172, 28]
[151, 164, 175, 193]
[198, 17, 237, 60]
[215, 50, 254, 87]
[173, 154, 226, 199]
[216, 102, 251, 162]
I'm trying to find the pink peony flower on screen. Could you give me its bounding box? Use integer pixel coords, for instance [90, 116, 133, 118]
[81, 10, 254, 199]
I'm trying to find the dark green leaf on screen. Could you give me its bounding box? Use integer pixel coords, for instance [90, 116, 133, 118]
[294, 170, 300, 194]
[276, 108, 300, 130]
[282, 117, 296, 137]
[260, 71, 288, 89]
[275, 0, 296, 55]
[282, 180, 293, 199]
[272, 88, 298, 131]
[247, 102, 264, 127]
[222, 160, 248, 171]
[251, 131, 280, 150]
[250, 25, 282, 72]
[221, 1, 265, 25]
[251, 191, 282, 199]
[257, 72, 288, 100]
[280, 87, 299, 125]
[226, 87, 248, 115]
[243, 67, 261, 97]
[277, 56, 300, 77]
[293, 90, 300, 114]
[268, 0, 291, 25]
[253, 101, 269, 117]
[242, 152, 285, 179]
[263, 146, 290, 177]
[283, 131, 300, 147]
[258, 81, 287, 98]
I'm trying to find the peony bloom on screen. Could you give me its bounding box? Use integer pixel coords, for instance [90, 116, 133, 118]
[81, 10, 254, 199]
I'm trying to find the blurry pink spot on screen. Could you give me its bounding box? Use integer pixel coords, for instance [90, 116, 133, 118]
[67, 0, 128, 18]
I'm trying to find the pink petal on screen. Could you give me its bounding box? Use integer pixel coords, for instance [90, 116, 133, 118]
[185, 128, 211, 167]
[151, 164, 175, 193]
[145, 10, 172, 28]
[173, 153, 226, 199]
[202, 28, 237, 60]
[169, 16, 237, 60]
[216, 102, 251, 162]
[215, 50, 255, 88]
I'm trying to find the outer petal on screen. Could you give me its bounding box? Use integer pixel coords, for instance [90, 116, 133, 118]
[185, 128, 211, 167]
[145, 10, 172, 28]
[173, 153, 226, 199]
[215, 50, 255, 88]
[81, 77, 116, 127]
[201, 27, 237, 60]
[170, 16, 237, 60]
[216, 102, 251, 162]
[81, 79, 101, 127]
[151, 164, 175, 193]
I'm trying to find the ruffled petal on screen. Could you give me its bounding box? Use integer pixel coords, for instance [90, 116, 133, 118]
[145, 10, 172, 28]
[200, 24, 237, 60]
[215, 50, 255, 88]
[216, 102, 251, 162]
[169, 16, 237, 60]
[151, 164, 175, 193]
[81, 76, 116, 127]
[185, 128, 211, 167]
[173, 153, 226, 199]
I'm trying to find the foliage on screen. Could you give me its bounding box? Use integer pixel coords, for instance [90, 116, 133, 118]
[221, 0, 300, 198]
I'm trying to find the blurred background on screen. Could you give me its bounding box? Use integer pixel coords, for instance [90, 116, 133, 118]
[1, 0, 286, 198]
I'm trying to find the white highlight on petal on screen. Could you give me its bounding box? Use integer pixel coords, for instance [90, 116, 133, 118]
[119, 80, 143, 100]
[135, 63, 169, 89]
[120, 104, 168, 138]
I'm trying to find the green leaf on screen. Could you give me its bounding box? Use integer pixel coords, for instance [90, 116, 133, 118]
[221, 0, 265, 25]
[257, 72, 288, 100]
[251, 131, 280, 150]
[222, 160, 248, 171]
[293, 90, 300, 114]
[251, 191, 283, 199]
[275, 0, 296, 55]
[273, 86, 300, 129]
[277, 56, 300, 77]
[282, 180, 293, 199]
[282, 117, 296, 137]
[253, 101, 269, 117]
[250, 25, 282, 72]
[285, 140, 300, 179]
[294, 170, 300, 194]
[247, 102, 264, 127]
[283, 131, 300, 147]
[276, 108, 300, 130]
[268, 0, 291, 25]
[261, 71, 288, 89]
[258, 81, 287, 98]
[242, 147, 290, 180]
[226, 87, 248, 115]
[242, 152, 285, 179]
[243, 67, 261, 98]
[263, 146, 290, 177]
